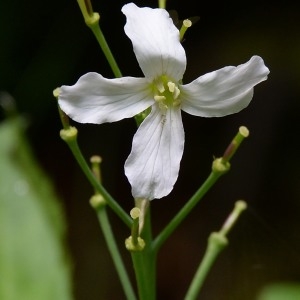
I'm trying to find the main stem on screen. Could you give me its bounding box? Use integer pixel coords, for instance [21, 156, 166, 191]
[131, 250, 156, 300]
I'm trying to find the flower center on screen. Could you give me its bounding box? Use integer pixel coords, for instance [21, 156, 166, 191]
[153, 75, 181, 112]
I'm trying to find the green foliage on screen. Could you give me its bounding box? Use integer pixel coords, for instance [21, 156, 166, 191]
[0, 117, 73, 300]
[257, 282, 300, 300]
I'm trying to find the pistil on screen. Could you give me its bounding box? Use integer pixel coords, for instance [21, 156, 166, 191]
[153, 77, 182, 110]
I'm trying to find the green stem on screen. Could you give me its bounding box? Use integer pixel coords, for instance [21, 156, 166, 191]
[141, 208, 156, 299]
[184, 200, 247, 299]
[131, 252, 151, 300]
[88, 20, 123, 78]
[152, 171, 222, 252]
[76, 1, 122, 77]
[153, 126, 249, 252]
[93, 200, 137, 300]
[60, 128, 132, 227]
[184, 233, 228, 300]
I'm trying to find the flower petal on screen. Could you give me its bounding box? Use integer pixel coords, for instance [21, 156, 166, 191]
[181, 56, 270, 117]
[122, 3, 186, 81]
[125, 104, 184, 200]
[58, 72, 153, 124]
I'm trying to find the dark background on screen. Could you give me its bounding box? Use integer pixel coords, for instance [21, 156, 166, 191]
[1, 0, 300, 299]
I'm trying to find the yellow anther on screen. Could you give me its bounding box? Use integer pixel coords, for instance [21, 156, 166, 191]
[154, 95, 168, 110]
[173, 99, 181, 107]
[152, 76, 181, 110]
[157, 81, 165, 93]
[173, 86, 181, 99]
[154, 95, 166, 102]
[167, 81, 176, 93]
[53, 87, 60, 98]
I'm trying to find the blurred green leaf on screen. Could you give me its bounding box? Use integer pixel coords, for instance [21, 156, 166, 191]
[0, 117, 73, 300]
[257, 282, 300, 300]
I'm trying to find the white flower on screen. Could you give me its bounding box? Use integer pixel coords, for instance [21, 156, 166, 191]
[58, 3, 270, 200]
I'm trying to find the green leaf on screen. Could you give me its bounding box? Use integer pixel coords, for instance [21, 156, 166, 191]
[0, 117, 73, 300]
[257, 282, 300, 300]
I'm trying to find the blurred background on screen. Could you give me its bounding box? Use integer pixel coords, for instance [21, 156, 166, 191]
[1, 0, 300, 299]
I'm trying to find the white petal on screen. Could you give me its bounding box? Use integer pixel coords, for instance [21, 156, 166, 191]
[125, 104, 184, 200]
[181, 56, 270, 117]
[58, 72, 153, 124]
[122, 3, 186, 81]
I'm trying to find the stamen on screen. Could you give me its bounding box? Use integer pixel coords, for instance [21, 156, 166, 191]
[154, 95, 168, 111]
[157, 81, 165, 93]
[173, 86, 181, 99]
[153, 77, 181, 111]
[173, 99, 181, 107]
[154, 95, 166, 102]
[167, 81, 175, 93]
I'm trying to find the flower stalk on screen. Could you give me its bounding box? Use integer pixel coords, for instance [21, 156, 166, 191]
[90, 196, 137, 300]
[53, 94, 132, 227]
[60, 126, 132, 226]
[153, 126, 249, 252]
[77, 0, 98, 25]
[222, 126, 250, 163]
[89, 156, 136, 300]
[90, 155, 102, 183]
[77, 0, 122, 78]
[184, 200, 247, 300]
[152, 171, 222, 252]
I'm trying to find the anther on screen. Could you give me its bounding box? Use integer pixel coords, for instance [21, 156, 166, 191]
[167, 82, 175, 93]
[173, 99, 181, 107]
[173, 86, 180, 99]
[154, 95, 166, 102]
[157, 81, 165, 93]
